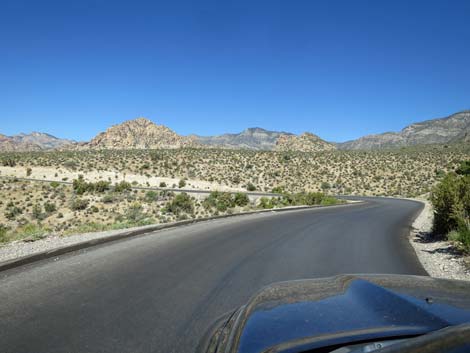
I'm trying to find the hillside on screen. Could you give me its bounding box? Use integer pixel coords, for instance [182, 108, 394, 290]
[275, 132, 336, 152]
[86, 117, 198, 149]
[0, 132, 73, 151]
[339, 110, 470, 150]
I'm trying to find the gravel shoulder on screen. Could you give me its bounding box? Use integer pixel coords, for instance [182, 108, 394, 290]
[409, 198, 470, 280]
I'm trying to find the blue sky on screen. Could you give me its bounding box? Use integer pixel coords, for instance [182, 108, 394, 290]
[1, 0, 469, 142]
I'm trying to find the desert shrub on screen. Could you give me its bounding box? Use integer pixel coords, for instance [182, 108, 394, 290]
[94, 181, 111, 193]
[0, 224, 9, 243]
[114, 181, 132, 193]
[430, 173, 460, 235]
[1, 157, 16, 167]
[5, 204, 22, 220]
[72, 176, 93, 195]
[431, 164, 470, 251]
[233, 192, 249, 207]
[159, 182, 167, 188]
[145, 191, 159, 202]
[178, 179, 186, 188]
[456, 160, 470, 176]
[271, 186, 285, 194]
[44, 202, 57, 213]
[258, 197, 273, 209]
[246, 182, 256, 191]
[26, 167, 32, 176]
[102, 193, 115, 203]
[150, 151, 164, 162]
[32, 204, 46, 220]
[167, 193, 194, 215]
[203, 191, 234, 212]
[70, 198, 89, 211]
[50, 181, 60, 188]
[63, 160, 77, 169]
[125, 202, 146, 222]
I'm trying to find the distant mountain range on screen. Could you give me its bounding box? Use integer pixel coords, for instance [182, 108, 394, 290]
[1, 110, 468, 152]
[0, 132, 75, 151]
[195, 127, 293, 150]
[337, 110, 470, 150]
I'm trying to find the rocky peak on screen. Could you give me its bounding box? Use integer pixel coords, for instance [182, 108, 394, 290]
[86, 117, 197, 149]
[275, 132, 336, 152]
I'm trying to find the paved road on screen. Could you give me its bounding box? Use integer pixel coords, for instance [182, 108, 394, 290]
[0, 197, 426, 353]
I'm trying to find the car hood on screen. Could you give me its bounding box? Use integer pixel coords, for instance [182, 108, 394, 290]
[199, 274, 470, 353]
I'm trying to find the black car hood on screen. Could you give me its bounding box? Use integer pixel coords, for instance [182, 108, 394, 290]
[199, 274, 470, 353]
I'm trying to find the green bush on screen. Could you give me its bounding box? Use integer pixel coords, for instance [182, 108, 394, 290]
[145, 191, 159, 202]
[234, 192, 250, 207]
[431, 163, 470, 252]
[159, 182, 167, 188]
[456, 161, 470, 176]
[204, 191, 234, 212]
[167, 193, 194, 216]
[5, 204, 22, 220]
[32, 204, 45, 220]
[94, 181, 111, 193]
[70, 198, 89, 211]
[178, 179, 187, 188]
[125, 202, 146, 222]
[430, 173, 460, 235]
[72, 176, 93, 195]
[258, 197, 273, 209]
[114, 181, 132, 193]
[102, 193, 115, 203]
[0, 224, 9, 243]
[44, 202, 56, 213]
[246, 182, 256, 191]
[1, 157, 17, 167]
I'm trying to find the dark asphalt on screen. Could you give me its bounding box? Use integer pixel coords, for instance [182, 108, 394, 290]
[0, 197, 426, 353]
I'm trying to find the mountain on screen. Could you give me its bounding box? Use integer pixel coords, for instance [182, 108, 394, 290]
[195, 127, 294, 150]
[275, 132, 336, 152]
[0, 132, 74, 151]
[338, 110, 470, 150]
[11, 132, 75, 149]
[86, 117, 198, 149]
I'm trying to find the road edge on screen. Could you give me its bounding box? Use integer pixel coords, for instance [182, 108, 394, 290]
[0, 202, 358, 273]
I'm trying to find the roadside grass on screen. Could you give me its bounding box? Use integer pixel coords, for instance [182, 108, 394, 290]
[1, 223, 50, 243]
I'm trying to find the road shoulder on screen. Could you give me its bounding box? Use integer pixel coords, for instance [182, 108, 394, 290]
[409, 198, 470, 281]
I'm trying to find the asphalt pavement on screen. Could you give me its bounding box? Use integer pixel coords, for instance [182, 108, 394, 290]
[0, 197, 426, 353]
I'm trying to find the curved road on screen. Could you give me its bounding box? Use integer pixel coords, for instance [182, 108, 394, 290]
[0, 197, 426, 353]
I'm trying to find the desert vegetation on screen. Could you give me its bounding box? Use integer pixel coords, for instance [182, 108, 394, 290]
[431, 160, 470, 252]
[1, 143, 468, 196]
[0, 144, 468, 245]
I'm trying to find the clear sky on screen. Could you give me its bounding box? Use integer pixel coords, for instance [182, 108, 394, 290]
[1, 0, 469, 142]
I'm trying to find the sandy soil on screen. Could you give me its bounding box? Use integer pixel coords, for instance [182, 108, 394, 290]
[0, 166, 244, 192]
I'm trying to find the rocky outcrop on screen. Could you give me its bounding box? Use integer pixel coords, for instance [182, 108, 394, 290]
[275, 132, 336, 152]
[86, 117, 198, 149]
